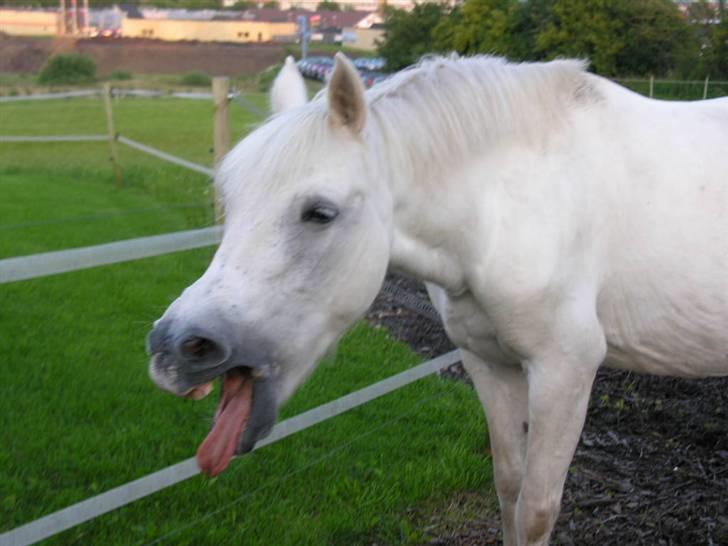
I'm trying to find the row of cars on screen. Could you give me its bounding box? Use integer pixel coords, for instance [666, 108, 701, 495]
[297, 56, 388, 88]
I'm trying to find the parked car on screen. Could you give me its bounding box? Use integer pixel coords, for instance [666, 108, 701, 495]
[360, 70, 388, 88]
[296, 57, 335, 82]
[296, 56, 388, 87]
[353, 57, 386, 72]
[313, 58, 334, 81]
[297, 56, 329, 80]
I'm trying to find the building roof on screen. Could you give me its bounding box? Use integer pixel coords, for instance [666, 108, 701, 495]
[230, 9, 369, 27]
[125, 7, 369, 28]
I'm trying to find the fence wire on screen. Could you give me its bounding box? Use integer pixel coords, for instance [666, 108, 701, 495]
[141, 388, 454, 546]
[230, 91, 268, 118]
[381, 280, 441, 323]
[117, 136, 214, 177]
[0, 90, 99, 103]
[0, 135, 108, 143]
[0, 204, 210, 231]
[0, 351, 460, 546]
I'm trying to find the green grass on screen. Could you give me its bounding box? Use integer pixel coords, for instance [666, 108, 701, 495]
[0, 96, 495, 544]
[0, 69, 297, 98]
[0, 94, 268, 219]
[0, 169, 211, 257]
[616, 78, 728, 100]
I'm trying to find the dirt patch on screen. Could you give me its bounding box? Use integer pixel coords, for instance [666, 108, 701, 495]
[367, 273, 728, 546]
[0, 34, 287, 75]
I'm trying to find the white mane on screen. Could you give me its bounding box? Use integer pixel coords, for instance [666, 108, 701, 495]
[364, 55, 596, 184]
[218, 56, 596, 200]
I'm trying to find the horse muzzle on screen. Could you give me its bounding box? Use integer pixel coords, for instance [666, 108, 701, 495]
[146, 317, 279, 475]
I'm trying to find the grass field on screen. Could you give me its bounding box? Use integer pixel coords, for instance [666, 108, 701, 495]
[617, 78, 728, 100]
[0, 94, 495, 544]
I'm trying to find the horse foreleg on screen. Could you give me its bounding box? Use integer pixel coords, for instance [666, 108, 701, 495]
[461, 350, 528, 546]
[516, 340, 604, 545]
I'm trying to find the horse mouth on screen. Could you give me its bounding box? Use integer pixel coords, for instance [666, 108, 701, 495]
[195, 367, 255, 477]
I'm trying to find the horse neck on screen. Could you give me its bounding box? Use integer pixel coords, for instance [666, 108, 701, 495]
[365, 60, 593, 294]
[372, 135, 473, 295]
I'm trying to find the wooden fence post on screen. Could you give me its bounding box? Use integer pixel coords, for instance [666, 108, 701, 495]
[103, 83, 123, 188]
[649, 75, 654, 98]
[703, 75, 710, 100]
[212, 77, 230, 223]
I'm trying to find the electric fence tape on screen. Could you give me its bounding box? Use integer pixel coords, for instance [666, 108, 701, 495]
[0, 350, 461, 546]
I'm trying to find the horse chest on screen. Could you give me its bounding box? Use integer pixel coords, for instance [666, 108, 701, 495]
[427, 285, 521, 366]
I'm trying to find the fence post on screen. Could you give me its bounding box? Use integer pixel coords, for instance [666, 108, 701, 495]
[649, 75, 654, 98]
[103, 83, 123, 188]
[703, 75, 710, 100]
[212, 77, 230, 223]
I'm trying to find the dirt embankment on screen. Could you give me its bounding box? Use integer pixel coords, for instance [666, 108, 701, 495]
[0, 34, 287, 75]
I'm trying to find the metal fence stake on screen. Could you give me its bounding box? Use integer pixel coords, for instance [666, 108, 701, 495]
[212, 77, 230, 224]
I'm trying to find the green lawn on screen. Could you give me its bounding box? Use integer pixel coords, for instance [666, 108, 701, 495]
[0, 96, 494, 544]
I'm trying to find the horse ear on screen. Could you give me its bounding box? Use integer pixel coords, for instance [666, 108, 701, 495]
[270, 56, 308, 114]
[327, 52, 366, 133]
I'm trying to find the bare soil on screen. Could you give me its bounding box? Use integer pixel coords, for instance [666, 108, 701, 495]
[367, 273, 728, 546]
[0, 34, 287, 75]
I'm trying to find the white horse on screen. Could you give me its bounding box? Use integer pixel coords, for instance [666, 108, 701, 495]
[269, 55, 307, 114]
[147, 54, 728, 545]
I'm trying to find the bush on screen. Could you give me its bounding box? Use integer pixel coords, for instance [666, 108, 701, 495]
[108, 69, 133, 81]
[180, 71, 211, 87]
[37, 54, 96, 85]
[317, 0, 341, 10]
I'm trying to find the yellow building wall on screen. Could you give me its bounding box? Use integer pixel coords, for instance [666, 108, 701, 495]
[344, 27, 384, 52]
[0, 10, 58, 36]
[121, 18, 296, 43]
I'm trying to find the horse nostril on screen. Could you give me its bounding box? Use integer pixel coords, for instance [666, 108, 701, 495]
[179, 335, 219, 361]
[182, 337, 210, 356]
[172, 327, 232, 367]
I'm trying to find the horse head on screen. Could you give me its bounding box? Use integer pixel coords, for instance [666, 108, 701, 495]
[147, 54, 392, 476]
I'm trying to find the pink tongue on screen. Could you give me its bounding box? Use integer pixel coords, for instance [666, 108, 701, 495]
[196, 373, 253, 477]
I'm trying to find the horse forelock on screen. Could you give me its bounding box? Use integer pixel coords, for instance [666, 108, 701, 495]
[216, 104, 330, 205]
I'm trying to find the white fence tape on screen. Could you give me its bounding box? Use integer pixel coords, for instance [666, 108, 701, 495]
[112, 89, 213, 100]
[0, 88, 228, 103]
[0, 90, 100, 103]
[117, 136, 215, 177]
[112, 89, 166, 98]
[0, 350, 461, 546]
[0, 135, 108, 143]
[171, 91, 213, 100]
[0, 226, 222, 284]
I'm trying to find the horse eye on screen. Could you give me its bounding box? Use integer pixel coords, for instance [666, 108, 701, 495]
[301, 204, 339, 225]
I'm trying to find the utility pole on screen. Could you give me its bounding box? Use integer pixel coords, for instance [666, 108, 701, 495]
[296, 15, 310, 59]
[58, 0, 66, 35]
[212, 77, 230, 223]
[70, 0, 78, 34]
[82, 0, 89, 35]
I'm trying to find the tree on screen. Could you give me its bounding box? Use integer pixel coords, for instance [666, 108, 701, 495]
[439, 0, 516, 55]
[616, 0, 693, 76]
[316, 0, 341, 10]
[377, 3, 449, 71]
[535, 0, 627, 75]
[509, 0, 555, 61]
[707, 15, 728, 78]
[374, 0, 719, 77]
[533, 0, 693, 76]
